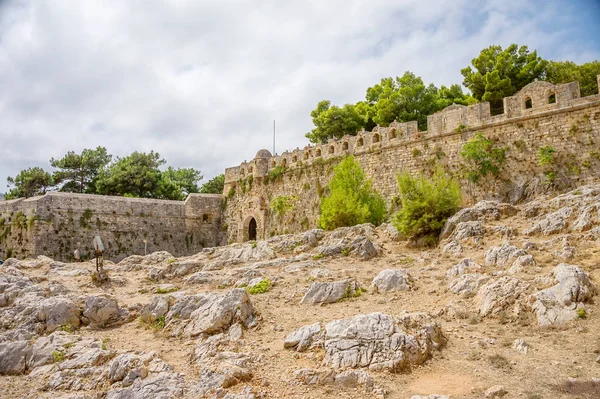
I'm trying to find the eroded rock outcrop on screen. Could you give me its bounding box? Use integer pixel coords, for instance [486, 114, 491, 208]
[372, 269, 411, 293]
[531, 264, 597, 325]
[286, 312, 446, 372]
[142, 289, 258, 336]
[82, 295, 130, 328]
[301, 279, 362, 305]
[476, 277, 531, 317]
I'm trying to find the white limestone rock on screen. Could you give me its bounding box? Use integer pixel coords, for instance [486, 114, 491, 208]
[531, 264, 597, 325]
[445, 258, 482, 278]
[475, 276, 531, 317]
[284, 322, 323, 352]
[82, 295, 130, 328]
[448, 273, 490, 296]
[301, 279, 362, 305]
[322, 312, 445, 371]
[0, 340, 28, 375]
[37, 296, 81, 332]
[372, 269, 411, 293]
[484, 243, 527, 267]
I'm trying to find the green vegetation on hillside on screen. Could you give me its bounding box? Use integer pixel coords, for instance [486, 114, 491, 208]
[391, 168, 462, 246]
[318, 156, 386, 230]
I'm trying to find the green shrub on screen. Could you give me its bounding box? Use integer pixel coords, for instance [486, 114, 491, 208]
[266, 166, 286, 183]
[454, 123, 467, 133]
[12, 211, 27, 230]
[153, 315, 166, 329]
[27, 215, 40, 230]
[537, 146, 556, 166]
[576, 308, 587, 319]
[460, 132, 506, 184]
[318, 156, 387, 230]
[270, 195, 297, 218]
[248, 279, 271, 294]
[391, 168, 461, 246]
[52, 351, 65, 363]
[412, 148, 422, 158]
[156, 286, 179, 294]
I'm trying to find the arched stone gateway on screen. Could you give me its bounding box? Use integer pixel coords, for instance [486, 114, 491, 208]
[248, 217, 257, 241]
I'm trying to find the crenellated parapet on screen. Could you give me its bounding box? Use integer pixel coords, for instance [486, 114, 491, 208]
[224, 76, 600, 191]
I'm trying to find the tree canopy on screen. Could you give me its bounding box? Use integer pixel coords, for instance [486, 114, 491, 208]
[306, 73, 475, 143]
[306, 43, 597, 141]
[305, 101, 365, 144]
[200, 174, 225, 194]
[461, 44, 548, 114]
[547, 60, 600, 97]
[318, 156, 386, 230]
[5, 167, 54, 199]
[5, 149, 204, 201]
[50, 146, 112, 193]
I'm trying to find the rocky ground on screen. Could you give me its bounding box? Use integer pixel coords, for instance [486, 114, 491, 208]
[1, 185, 600, 399]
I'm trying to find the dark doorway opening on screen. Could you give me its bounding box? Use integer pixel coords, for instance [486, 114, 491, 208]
[248, 217, 257, 241]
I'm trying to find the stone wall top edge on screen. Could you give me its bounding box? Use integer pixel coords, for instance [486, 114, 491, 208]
[44, 191, 187, 205]
[222, 97, 600, 183]
[226, 78, 600, 175]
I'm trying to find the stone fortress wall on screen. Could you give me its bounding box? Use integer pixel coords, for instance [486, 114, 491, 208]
[223, 77, 600, 243]
[2, 76, 600, 259]
[0, 192, 223, 261]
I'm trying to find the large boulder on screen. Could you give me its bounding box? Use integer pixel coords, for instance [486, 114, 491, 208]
[372, 269, 411, 293]
[284, 323, 323, 352]
[301, 279, 362, 305]
[484, 243, 527, 267]
[531, 264, 597, 325]
[441, 201, 517, 239]
[106, 371, 186, 399]
[448, 274, 490, 296]
[0, 340, 28, 375]
[37, 296, 81, 332]
[144, 289, 258, 337]
[26, 331, 80, 369]
[525, 207, 573, 235]
[322, 312, 445, 371]
[448, 221, 486, 243]
[82, 295, 130, 328]
[108, 352, 160, 386]
[476, 277, 531, 317]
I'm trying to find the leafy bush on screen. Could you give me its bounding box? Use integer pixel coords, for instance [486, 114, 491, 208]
[12, 211, 27, 230]
[248, 279, 271, 294]
[318, 156, 387, 230]
[537, 146, 556, 166]
[52, 351, 65, 363]
[391, 168, 461, 246]
[270, 195, 297, 218]
[266, 166, 286, 184]
[460, 133, 506, 183]
[156, 286, 179, 294]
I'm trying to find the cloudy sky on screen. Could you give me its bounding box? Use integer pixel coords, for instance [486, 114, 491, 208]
[1, 0, 599, 190]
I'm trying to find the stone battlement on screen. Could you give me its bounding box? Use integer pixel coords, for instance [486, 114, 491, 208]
[225, 78, 600, 186]
[222, 77, 600, 243]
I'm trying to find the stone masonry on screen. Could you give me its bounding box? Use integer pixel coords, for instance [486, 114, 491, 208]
[1, 77, 600, 258]
[223, 78, 600, 243]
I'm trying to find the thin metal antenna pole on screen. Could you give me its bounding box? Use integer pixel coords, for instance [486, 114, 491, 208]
[273, 120, 276, 154]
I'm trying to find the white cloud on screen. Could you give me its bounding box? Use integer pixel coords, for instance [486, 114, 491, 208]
[0, 0, 598, 188]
